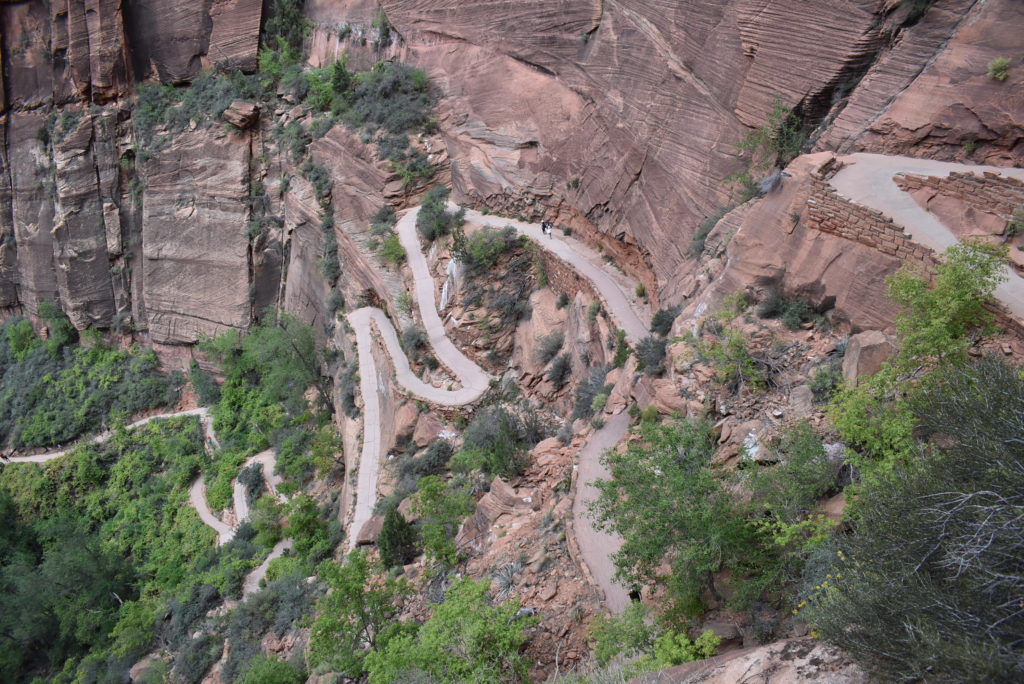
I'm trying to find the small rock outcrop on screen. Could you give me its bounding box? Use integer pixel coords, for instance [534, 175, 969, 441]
[842, 330, 896, 386]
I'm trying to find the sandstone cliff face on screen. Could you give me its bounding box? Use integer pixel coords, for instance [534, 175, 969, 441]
[141, 126, 252, 343]
[0, 0, 1020, 343]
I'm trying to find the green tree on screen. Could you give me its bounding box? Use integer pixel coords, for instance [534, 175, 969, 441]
[590, 420, 771, 614]
[365, 577, 535, 684]
[309, 550, 411, 678]
[411, 476, 473, 569]
[378, 505, 418, 569]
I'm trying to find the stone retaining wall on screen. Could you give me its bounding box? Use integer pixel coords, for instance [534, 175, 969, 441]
[805, 176, 937, 268]
[895, 171, 1024, 222]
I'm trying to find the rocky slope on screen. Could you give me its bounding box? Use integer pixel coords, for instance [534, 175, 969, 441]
[1, 0, 1022, 681]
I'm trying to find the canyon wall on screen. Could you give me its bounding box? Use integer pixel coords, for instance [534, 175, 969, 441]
[0, 0, 1021, 343]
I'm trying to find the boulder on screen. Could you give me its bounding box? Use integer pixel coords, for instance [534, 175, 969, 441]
[356, 514, 384, 545]
[394, 403, 420, 444]
[842, 330, 895, 386]
[412, 412, 445, 447]
[788, 385, 815, 415]
[222, 101, 260, 129]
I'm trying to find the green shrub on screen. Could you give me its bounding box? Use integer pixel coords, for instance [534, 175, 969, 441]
[987, 57, 1011, 81]
[378, 505, 418, 568]
[545, 353, 572, 389]
[749, 421, 839, 525]
[450, 405, 536, 478]
[573, 366, 612, 420]
[556, 292, 570, 309]
[807, 357, 1024, 682]
[342, 62, 433, 134]
[173, 633, 223, 684]
[453, 224, 519, 272]
[808, 361, 841, 402]
[0, 336, 178, 448]
[689, 207, 730, 257]
[536, 330, 565, 365]
[238, 656, 305, 684]
[650, 306, 680, 336]
[189, 360, 221, 406]
[756, 289, 812, 330]
[635, 336, 667, 376]
[416, 186, 462, 242]
[696, 327, 766, 394]
[612, 328, 631, 368]
[736, 94, 807, 172]
[364, 577, 535, 683]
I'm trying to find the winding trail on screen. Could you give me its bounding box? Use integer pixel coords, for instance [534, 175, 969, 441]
[7, 407, 214, 464]
[344, 205, 648, 612]
[5, 406, 286, 596]
[830, 153, 1024, 319]
[572, 412, 633, 613]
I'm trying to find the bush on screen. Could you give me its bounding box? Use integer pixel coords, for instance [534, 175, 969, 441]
[238, 656, 305, 684]
[547, 353, 572, 389]
[987, 57, 1011, 81]
[189, 360, 221, 406]
[416, 186, 461, 242]
[365, 578, 535, 683]
[556, 292, 570, 309]
[748, 421, 839, 525]
[451, 406, 532, 478]
[806, 357, 1024, 682]
[453, 224, 520, 273]
[0, 336, 178, 448]
[808, 361, 841, 402]
[342, 61, 433, 134]
[401, 326, 427, 357]
[173, 634, 223, 684]
[757, 289, 812, 330]
[650, 306, 681, 336]
[378, 234, 405, 265]
[689, 207, 730, 257]
[573, 366, 611, 420]
[696, 328, 766, 394]
[378, 505, 418, 568]
[635, 336, 667, 376]
[536, 330, 564, 365]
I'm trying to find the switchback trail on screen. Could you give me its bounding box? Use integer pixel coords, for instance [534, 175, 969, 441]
[6, 406, 286, 597]
[346, 204, 648, 611]
[830, 153, 1024, 319]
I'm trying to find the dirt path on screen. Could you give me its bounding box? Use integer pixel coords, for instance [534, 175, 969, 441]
[346, 205, 648, 609]
[830, 153, 1024, 319]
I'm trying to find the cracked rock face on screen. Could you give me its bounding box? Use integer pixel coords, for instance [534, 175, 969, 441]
[0, 0, 1020, 343]
[141, 127, 252, 344]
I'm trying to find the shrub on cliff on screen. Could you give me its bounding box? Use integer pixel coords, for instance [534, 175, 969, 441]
[806, 356, 1024, 682]
[416, 186, 463, 242]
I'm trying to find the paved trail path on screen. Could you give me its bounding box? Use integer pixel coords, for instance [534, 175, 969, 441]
[6, 406, 286, 597]
[345, 205, 648, 611]
[830, 153, 1024, 319]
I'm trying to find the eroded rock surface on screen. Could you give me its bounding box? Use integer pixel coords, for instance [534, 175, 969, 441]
[141, 127, 252, 343]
